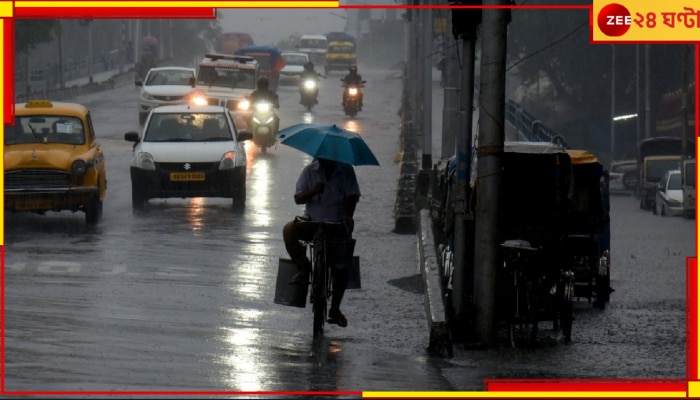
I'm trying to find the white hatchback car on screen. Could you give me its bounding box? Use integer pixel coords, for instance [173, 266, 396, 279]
[608, 159, 638, 192]
[654, 169, 683, 217]
[124, 105, 252, 209]
[136, 66, 196, 125]
[279, 52, 309, 85]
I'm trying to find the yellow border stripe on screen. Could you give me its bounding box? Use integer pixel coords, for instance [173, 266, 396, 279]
[0, 1, 11, 17]
[363, 392, 688, 398]
[16, 1, 339, 7]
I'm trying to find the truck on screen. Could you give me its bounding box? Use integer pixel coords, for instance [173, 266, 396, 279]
[635, 137, 688, 210]
[324, 41, 356, 75]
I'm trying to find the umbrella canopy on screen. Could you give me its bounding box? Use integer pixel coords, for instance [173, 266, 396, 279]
[142, 35, 158, 47]
[277, 123, 380, 166]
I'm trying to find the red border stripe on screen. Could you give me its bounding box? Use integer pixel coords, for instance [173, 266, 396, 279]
[14, 7, 216, 18]
[689, 258, 698, 381]
[3, 19, 14, 125]
[486, 379, 688, 392]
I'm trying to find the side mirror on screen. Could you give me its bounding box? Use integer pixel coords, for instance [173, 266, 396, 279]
[135, 80, 143, 87]
[238, 130, 253, 142]
[124, 131, 140, 142]
[189, 77, 196, 87]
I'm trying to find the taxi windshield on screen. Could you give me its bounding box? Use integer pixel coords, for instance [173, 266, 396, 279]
[6, 115, 85, 145]
[197, 66, 256, 90]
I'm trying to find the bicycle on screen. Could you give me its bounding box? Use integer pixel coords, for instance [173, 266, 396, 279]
[297, 219, 354, 339]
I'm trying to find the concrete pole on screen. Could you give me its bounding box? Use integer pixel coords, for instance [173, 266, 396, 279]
[441, 21, 458, 159]
[134, 20, 141, 67]
[452, 30, 477, 331]
[414, 3, 424, 157]
[421, 4, 433, 169]
[474, 0, 508, 346]
[88, 22, 93, 84]
[681, 44, 689, 160]
[636, 45, 640, 149]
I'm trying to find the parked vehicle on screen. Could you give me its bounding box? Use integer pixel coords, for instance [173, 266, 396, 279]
[682, 158, 696, 219]
[639, 155, 681, 210]
[325, 41, 356, 75]
[279, 52, 309, 85]
[4, 100, 107, 224]
[297, 34, 328, 65]
[655, 169, 684, 217]
[192, 53, 259, 130]
[608, 159, 637, 192]
[235, 45, 285, 92]
[136, 66, 196, 125]
[124, 104, 252, 209]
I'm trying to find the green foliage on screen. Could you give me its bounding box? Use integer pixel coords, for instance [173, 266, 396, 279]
[170, 19, 221, 64]
[15, 20, 56, 54]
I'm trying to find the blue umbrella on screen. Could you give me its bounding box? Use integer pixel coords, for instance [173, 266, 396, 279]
[277, 123, 380, 166]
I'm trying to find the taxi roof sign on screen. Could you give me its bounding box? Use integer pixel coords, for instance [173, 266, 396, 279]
[26, 100, 53, 108]
[204, 53, 255, 64]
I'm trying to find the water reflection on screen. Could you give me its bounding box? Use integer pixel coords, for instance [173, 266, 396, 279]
[220, 324, 266, 391]
[185, 197, 206, 234]
[343, 120, 359, 133]
[302, 112, 314, 124]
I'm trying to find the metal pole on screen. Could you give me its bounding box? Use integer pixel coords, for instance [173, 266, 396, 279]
[636, 45, 640, 150]
[474, 0, 508, 346]
[644, 44, 651, 139]
[681, 44, 689, 160]
[421, 3, 433, 169]
[610, 45, 615, 164]
[440, 14, 458, 159]
[88, 22, 93, 84]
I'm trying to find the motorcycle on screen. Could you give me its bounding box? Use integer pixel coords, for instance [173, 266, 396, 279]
[342, 80, 365, 118]
[299, 77, 319, 111]
[248, 100, 279, 153]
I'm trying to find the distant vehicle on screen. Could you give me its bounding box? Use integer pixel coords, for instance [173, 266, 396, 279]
[192, 53, 259, 130]
[298, 34, 328, 65]
[325, 31, 357, 48]
[5, 100, 107, 225]
[639, 155, 681, 210]
[279, 52, 309, 85]
[325, 41, 356, 75]
[654, 169, 683, 217]
[234, 45, 285, 92]
[135, 66, 196, 125]
[636, 137, 689, 210]
[608, 159, 637, 192]
[216, 32, 254, 54]
[124, 104, 253, 209]
[682, 158, 696, 219]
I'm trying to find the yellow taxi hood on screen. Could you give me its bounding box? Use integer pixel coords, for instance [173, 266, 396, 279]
[4, 143, 87, 170]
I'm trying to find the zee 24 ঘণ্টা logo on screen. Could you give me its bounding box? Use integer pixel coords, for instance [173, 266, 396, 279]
[597, 3, 632, 37]
[595, 1, 700, 42]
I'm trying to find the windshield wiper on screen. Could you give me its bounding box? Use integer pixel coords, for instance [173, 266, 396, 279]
[27, 123, 46, 144]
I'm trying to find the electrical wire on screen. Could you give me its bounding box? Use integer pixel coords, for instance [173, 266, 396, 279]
[506, 19, 587, 72]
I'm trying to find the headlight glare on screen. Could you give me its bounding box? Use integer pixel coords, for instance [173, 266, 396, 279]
[219, 151, 236, 170]
[238, 100, 251, 111]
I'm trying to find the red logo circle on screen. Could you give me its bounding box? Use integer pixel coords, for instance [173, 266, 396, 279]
[597, 3, 632, 37]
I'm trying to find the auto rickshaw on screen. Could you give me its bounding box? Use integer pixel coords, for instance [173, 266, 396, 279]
[564, 149, 612, 308]
[235, 45, 285, 92]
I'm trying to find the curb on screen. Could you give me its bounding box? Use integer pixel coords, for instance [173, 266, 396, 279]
[418, 209, 452, 357]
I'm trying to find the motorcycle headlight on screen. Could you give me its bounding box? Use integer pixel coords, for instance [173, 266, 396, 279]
[219, 151, 236, 170]
[72, 160, 87, 176]
[255, 102, 271, 112]
[349, 87, 358, 95]
[238, 100, 251, 111]
[138, 152, 156, 170]
[264, 116, 274, 124]
[303, 80, 316, 89]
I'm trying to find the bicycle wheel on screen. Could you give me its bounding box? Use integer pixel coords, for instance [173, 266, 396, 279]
[312, 238, 326, 339]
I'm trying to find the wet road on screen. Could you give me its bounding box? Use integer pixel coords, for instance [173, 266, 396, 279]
[4, 69, 694, 395]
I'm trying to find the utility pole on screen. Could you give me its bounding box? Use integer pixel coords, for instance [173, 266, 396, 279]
[440, 11, 458, 160]
[449, 0, 480, 339]
[610, 45, 616, 164]
[681, 44, 690, 160]
[421, 2, 433, 169]
[636, 45, 641, 149]
[473, 0, 508, 346]
[644, 44, 651, 139]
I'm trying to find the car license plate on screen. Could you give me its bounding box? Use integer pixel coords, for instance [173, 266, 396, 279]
[15, 198, 53, 210]
[170, 172, 205, 182]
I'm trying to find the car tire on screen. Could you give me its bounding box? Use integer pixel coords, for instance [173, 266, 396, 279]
[232, 168, 246, 209]
[85, 195, 103, 225]
[132, 182, 148, 209]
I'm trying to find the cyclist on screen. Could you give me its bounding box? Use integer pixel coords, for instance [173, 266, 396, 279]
[282, 157, 361, 328]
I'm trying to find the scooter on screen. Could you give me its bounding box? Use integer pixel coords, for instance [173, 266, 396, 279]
[299, 78, 319, 111]
[248, 100, 279, 153]
[342, 80, 365, 118]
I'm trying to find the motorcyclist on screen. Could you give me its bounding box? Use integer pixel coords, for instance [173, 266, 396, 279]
[299, 62, 325, 104]
[248, 77, 280, 133]
[341, 65, 364, 111]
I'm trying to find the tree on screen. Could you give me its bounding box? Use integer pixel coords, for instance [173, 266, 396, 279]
[15, 20, 57, 54]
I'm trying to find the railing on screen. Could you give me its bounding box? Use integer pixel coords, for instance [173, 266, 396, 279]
[504, 99, 568, 149]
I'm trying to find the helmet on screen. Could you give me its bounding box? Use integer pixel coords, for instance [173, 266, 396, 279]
[256, 77, 269, 90]
[303, 61, 314, 71]
[349, 66, 357, 74]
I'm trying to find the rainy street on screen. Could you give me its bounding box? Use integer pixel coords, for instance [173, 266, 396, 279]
[3, 66, 693, 395]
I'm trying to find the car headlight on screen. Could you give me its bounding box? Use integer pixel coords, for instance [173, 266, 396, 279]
[72, 160, 87, 176]
[191, 96, 208, 106]
[255, 102, 271, 112]
[667, 198, 682, 207]
[348, 87, 358, 95]
[219, 151, 236, 170]
[138, 152, 156, 170]
[238, 100, 251, 111]
[141, 92, 155, 101]
[303, 80, 316, 89]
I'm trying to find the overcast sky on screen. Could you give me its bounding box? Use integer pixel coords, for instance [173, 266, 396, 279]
[217, 9, 351, 46]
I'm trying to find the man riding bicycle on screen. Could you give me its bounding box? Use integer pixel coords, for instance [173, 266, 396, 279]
[282, 157, 361, 328]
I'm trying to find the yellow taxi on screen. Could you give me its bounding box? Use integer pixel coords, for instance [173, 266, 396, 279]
[4, 100, 107, 224]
